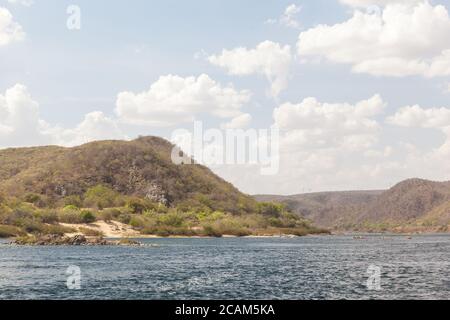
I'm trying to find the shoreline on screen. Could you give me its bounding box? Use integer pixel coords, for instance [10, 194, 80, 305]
[2, 220, 449, 243]
[3, 232, 450, 243]
[1, 234, 316, 242]
[58, 220, 330, 239]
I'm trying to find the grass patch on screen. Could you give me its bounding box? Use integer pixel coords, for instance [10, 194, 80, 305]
[79, 227, 104, 237]
[42, 224, 76, 235]
[141, 226, 197, 237]
[59, 210, 84, 224]
[0, 225, 25, 238]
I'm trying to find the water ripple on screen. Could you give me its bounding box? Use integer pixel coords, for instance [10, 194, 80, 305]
[0, 235, 449, 299]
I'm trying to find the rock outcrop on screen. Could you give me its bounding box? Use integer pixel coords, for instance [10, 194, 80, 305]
[12, 235, 145, 246]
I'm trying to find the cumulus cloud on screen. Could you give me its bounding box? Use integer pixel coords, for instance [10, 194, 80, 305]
[1, 78, 249, 149]
[212, 97, 450, 195]
[159, 96, 450, 194]
[298, 1, 450, 77]
[0, 84, 48, 147]
[208, 41, 293, 97]
[211, 95, 390, 194]
[50, 112, 127, 147]
[274, 95, 385, 130]
[387, 105, 450, 128]
[387, 104, 450, 164]
[265, 4, 301, 29]
[0, 7, 25, 46]
[4, 84, 450, 194]
[220, 113, 252, 129]
[0, 84, 127, 148]
[115, 74, 251, 127]
[274, 94, 385, 150]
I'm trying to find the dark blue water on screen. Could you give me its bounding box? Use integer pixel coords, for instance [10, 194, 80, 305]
[0, 235, 449, 300]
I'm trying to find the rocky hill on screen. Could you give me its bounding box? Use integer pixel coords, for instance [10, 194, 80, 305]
[0, 136, 255, 214]
[0, 137, 326, 238]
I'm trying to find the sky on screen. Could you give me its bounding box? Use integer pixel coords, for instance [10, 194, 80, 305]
[1, 0, 450, 195]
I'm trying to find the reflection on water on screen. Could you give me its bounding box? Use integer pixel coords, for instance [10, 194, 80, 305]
[0, 235, 449, 300]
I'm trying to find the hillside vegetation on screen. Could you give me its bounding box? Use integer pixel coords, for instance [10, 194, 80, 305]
[255, 179, 450, 233]
[0, 137, 326, 238]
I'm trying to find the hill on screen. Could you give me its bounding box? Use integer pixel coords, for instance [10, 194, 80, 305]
[255, 179, 450, 233]
[0, 137, 326, 239]
[361, 179, 450, 223]
[255, 191, 383, 230]
[0, 136, 254, 213]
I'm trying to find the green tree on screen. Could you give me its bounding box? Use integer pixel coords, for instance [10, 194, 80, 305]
[80, 210, 96, 223]
[258, 202, 284, 217]
[84, 185, 118, 209]
[63, 195, 83, 208]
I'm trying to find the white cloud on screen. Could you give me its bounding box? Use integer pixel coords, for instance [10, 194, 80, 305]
[298, 1, 450, 77]
[1, 79, 249, 148]
[116, 74, 251, 127]
[282, 4, 301, 28]
[274, 94, 385, 150]
[221, 113, 252, 129]
[50, 112, 127, 147]
[273, 95, 386, 171]
[387, 105, 450, 128]
[169, 96, 393, 194]
[211, 95, 388, 194]
[208, 41, 293, 97]
[266, 4, 301, 29]
[214, 97, 450, 194]
[0, 84, 50, 147]
[427, 49, 450, 77]
[339, 0, 421, 8]
[0, 84, 127, 148]
[7, 0, 34, 7]
[3, 84, 450, 194]
[0, 7, 25, 46]
[387, 104, 450, 164]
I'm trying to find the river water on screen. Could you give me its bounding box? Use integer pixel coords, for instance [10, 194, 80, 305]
[0, 235, 449, 300]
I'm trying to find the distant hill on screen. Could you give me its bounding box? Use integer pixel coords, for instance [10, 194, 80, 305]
[361, 179, 450, 223]
[255, 179, 450, 233]
[0, 136, 256, 214]
[255, 191, 383, 230]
